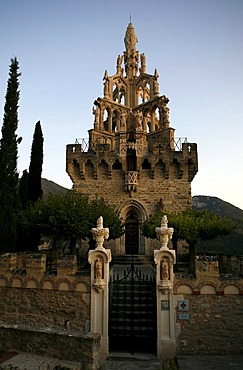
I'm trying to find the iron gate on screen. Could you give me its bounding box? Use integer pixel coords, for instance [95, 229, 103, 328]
[109, 256, 156, 354]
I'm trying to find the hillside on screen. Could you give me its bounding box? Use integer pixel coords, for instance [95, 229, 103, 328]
[41, 178, 69, 197]
[192, 195, 243, 220]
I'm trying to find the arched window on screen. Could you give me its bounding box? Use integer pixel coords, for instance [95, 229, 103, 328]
[112, 159, 122, 170]
[142, 158, 151, 170]
[103, 108, 109, 131]
[98, 159, 108, 179]
[85, 159, 94, 178]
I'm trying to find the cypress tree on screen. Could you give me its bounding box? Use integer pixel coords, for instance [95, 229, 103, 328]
[19, 169, 29, 209]
[0, 57, 21, 252]
[28, 121, 44, 202]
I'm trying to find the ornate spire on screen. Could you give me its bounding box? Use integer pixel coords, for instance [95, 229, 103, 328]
[124, 22, 137, 51]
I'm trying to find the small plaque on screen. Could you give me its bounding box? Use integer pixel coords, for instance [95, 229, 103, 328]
[178, 299, 189, 312]
[161, 300, 170, 310]
[179, 313, 189, 320]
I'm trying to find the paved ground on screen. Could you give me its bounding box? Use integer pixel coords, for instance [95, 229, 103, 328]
[1, 352, 243, 369]
[101, 352, 162, 369]
[177, 355, 243, 370]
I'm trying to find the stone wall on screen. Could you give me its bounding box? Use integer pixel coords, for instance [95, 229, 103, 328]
[175, 294, 243, 355]
[0, 325, 100, 370]
[1, 252, 243, 359]
[174, 265, 243, 355]
[0, 253, 90, 332]
[74, 174, 192, 214]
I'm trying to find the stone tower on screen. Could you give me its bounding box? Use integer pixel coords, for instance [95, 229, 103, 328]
[66, 23, 198, 256]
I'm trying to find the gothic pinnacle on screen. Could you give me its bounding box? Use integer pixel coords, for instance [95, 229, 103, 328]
[124, 22, 138, 51]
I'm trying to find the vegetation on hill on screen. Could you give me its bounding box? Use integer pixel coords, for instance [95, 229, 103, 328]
[192, 195, 243, 221]
[193, 196, 243, 257]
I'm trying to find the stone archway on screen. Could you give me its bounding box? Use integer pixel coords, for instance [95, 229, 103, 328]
[118, 200, 147, 255]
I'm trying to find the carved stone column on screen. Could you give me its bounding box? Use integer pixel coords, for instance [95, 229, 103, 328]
[88, 217, 111, 360]
[154, 215, 176, 359]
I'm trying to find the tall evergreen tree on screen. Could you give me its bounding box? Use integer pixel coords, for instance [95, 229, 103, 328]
[28, 121, 44, 202]
[0, 57, 21, 252]
[19, 169, 29, 209]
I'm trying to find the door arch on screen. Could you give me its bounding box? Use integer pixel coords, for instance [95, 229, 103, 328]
[125, 210, 139, 254]
[118, 200, 148, 255]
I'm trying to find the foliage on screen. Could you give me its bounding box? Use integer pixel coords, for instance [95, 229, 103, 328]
[88, 196, 124, 240]
[0, 57, 21, 252]
[142, 208, 233, 274]
[28, 121, 44, 202]
[19, 190, 124, 252]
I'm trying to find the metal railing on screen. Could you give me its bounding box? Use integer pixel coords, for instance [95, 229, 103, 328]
[71, 136, 188, 153]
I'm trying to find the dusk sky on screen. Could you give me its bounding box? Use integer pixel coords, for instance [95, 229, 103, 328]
[1, 0, 243, 209]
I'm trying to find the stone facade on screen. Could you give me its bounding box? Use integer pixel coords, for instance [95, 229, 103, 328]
[66, 23, 198, 256]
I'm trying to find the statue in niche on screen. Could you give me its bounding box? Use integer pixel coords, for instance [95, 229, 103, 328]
[120, 112, 127, 130]
[135, 110, 143, 130]
[117, 54, 123, 74]
[163, 106, 170, 125]
[153, 77, 159, 96]
[161, 257, 170, 280]
[94, 256, 103, 279]
[103, 80, 109, 98]
[103, 70, 110, 98]
[92, 105, 100, 124]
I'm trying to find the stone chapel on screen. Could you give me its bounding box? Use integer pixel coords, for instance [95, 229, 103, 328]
[66, 22, 198, 256]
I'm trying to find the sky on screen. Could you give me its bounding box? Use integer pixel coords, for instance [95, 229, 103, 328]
[0, 0, 243, 210]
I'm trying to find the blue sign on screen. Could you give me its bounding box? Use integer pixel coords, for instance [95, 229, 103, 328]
[178, 299, 189, 312]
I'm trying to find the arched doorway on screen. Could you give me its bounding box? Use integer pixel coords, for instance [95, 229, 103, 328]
[125, 210, 139, 254]
[118, 200, 147, 256]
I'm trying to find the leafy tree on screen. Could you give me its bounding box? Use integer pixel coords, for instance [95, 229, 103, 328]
[20, 191, 124, 254]
[0, 57, 21, 252]
[142, 208, 233, 275]
[28, 121, 44, 202]
[88, 196, 124, 240]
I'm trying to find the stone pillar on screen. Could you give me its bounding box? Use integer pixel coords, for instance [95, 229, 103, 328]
[26, 254, 46, 276]
[154, 215, 176, 359]
[88, 217, 111, 360]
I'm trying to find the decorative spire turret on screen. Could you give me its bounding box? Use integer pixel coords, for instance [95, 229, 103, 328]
[124, 22, 137, 51]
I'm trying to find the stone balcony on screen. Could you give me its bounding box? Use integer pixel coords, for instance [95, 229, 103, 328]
[125, 171, 138, 194]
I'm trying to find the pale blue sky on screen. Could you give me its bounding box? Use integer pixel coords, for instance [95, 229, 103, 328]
[1, 0, 243, 209]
